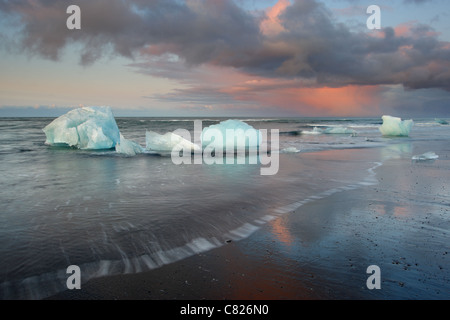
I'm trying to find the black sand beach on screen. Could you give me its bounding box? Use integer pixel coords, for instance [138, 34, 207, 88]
[48, 140, 450, 301]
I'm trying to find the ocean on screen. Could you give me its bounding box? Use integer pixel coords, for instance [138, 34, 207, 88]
[0, 116, 449, 299]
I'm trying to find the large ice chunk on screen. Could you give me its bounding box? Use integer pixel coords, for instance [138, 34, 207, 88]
[146, 131, 200, 152]
[201, 119, 262, 150]
[379, 115, 413, 137]
[115, 134, 144, 156]
[43, 106, 120, 149]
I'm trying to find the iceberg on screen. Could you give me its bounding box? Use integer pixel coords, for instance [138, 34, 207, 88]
[115, 134, 144, 156]
[145, 131, 200, 152]
[43, 106, 120, 149]
[379, 115, 414, 137]
[412, 151, 439, 161]
[201, 119, 262, 150]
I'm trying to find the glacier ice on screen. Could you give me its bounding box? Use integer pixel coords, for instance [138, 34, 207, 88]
[379, 115, 414, 137]
[145, 131, 200, 152]
[412, 151, 439, 161]
[43, 106, 120, 149]
[115, 134, 144, 156]
[201, 119, 262, 150]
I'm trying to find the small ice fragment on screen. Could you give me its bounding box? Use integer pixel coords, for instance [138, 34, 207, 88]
[281, 147, 300, 153]
[379, 115, 414, 137]
[145, 131, 200, 152]
[115, 133, 144, 156]
[412, 152, 439, 161]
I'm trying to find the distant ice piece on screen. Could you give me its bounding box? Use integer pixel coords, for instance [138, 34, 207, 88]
[301, 126, 356, 135]
[379, 115, 414, 137]
[323, 127, 357, 135]
[281, 147, 301, 153]
[435, 118, 448, 125]
[43, 106, 120, 149]
[201, 119, 262, 150]
[115, 134, 144, 156]
[412, 152, 439, 161]
[146, 131, 200, 152]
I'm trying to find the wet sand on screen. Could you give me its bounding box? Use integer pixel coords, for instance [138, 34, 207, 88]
[49, 140, 450, 300]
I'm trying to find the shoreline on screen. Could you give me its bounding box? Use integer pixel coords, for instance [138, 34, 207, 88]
[48, 140, 450, 300]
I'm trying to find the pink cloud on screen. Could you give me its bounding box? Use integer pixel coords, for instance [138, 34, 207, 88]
[394, 21, 440, 38]
[260, 0, 290, 37]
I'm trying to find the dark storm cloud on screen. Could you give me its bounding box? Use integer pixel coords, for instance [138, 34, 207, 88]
[0, 0, 260, 64]
[1, 0, 450, 91]
[272, 3, 450, 90]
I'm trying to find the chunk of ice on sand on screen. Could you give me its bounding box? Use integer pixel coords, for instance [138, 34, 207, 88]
[201, 119, 262, 150]
[379, 115, 413, 137]
[43, 106, 120, 149]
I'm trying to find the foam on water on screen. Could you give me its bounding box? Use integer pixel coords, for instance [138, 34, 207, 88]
[226, 223, 260, 241]
[301, 127, 323, 135]
[412, 151, 439, 161]
[323, 127, 357, 135]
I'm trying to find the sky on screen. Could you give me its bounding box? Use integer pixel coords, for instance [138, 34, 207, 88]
[1, 0, 450, 118]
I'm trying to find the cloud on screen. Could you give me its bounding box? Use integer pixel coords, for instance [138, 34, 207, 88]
[2, 0, 450, 93]
[0, 0, 261, 65]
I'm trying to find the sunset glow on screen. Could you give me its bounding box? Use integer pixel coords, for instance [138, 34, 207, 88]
[0, 0, 449, 117]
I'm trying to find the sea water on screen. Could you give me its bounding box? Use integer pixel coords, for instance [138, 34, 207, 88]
[0, 116, 449, 299]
